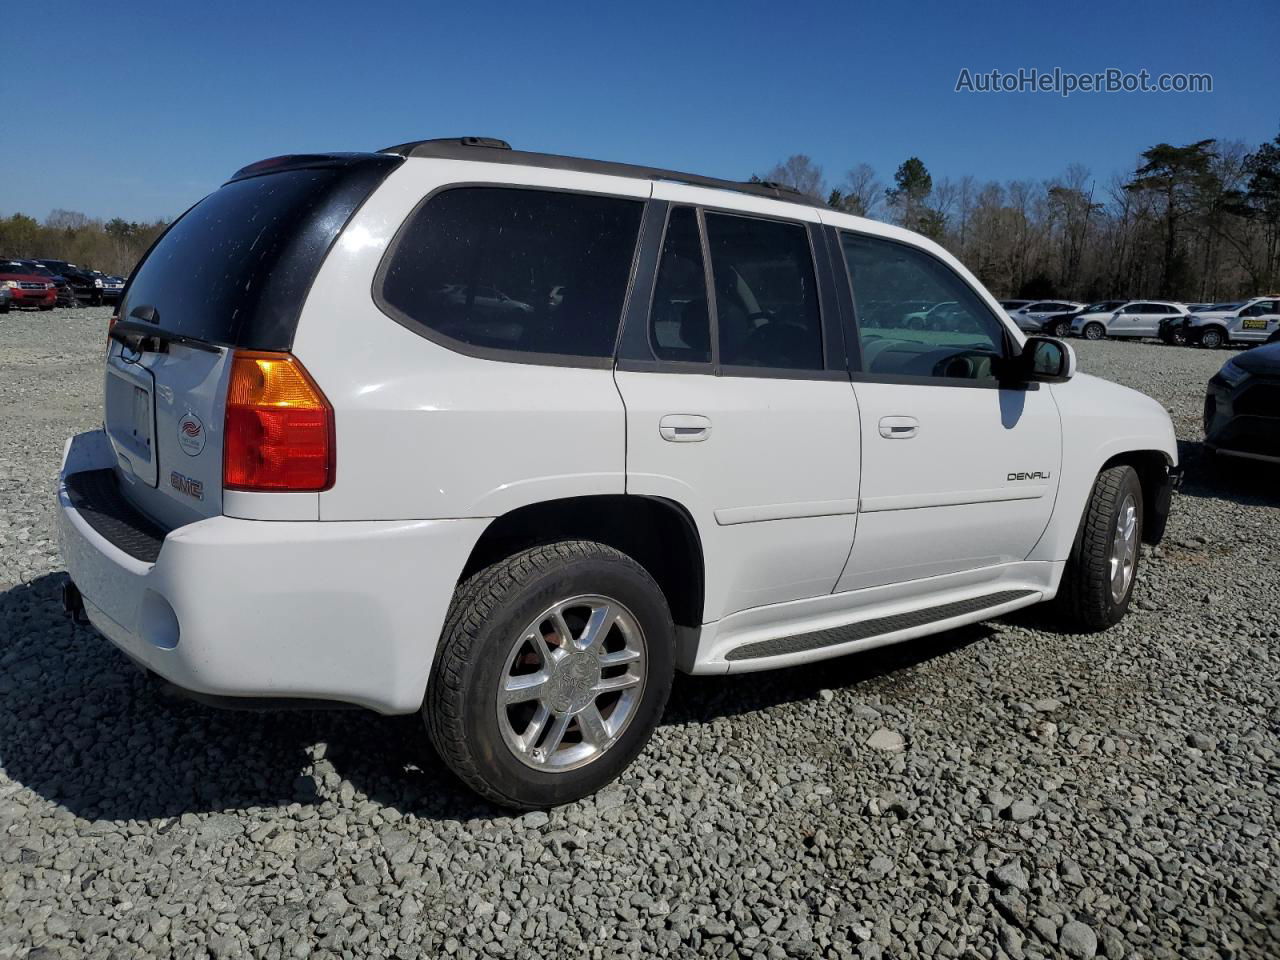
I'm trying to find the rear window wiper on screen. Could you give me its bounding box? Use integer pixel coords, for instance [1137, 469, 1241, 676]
[109, 317, 221, 354]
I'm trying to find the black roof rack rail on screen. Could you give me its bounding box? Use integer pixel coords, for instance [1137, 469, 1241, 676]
[377, 137, 809, 205]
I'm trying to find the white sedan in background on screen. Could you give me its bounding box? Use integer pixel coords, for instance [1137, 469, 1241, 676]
[1072, 300, 1189, 340]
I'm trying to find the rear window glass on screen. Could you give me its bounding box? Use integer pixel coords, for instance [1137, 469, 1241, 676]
[121, 161, 396, 349]
[378, 187, 644, 359]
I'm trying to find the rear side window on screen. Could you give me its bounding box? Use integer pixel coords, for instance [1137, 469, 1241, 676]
[122, 159, 398, 350]
[649, 206, 711, 363]
[379, 187, 644, 359]
[705, 212, 823, 371]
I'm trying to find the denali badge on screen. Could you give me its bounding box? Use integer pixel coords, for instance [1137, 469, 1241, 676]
[1008, 471, 1052, 481]
[170, 471, 205, 500]
[178, 413, 206, 456]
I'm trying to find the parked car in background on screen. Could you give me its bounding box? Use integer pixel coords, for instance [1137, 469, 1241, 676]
[998, 299, 1032, 312]
[1073, 300, 1188, 340]
[1040, 300, 1127, 338]
[0, 285, 10, 313]
[15, 260, 76, 306]
[101, 275, 126, 303]
[1182, 297, 1280, 348]
[1204, 343, 1280, 464]
[33, 259, 104, 304]
[0, 260, 57, 310]
[1006, 300, 1084, 333]
[56, 138, 1180, 809]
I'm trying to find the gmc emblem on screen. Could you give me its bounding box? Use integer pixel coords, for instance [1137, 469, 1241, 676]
[170, 470, 205, 501]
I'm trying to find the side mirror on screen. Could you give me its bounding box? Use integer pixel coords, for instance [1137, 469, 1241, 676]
[997, 335, 1076, 384]
[1024, 335, 1076, 383]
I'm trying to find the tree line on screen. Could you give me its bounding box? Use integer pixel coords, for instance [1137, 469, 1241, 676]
[5, 129, 1279, 301]
[0, 210, 168, 277]
[755, 128, 1280, 302]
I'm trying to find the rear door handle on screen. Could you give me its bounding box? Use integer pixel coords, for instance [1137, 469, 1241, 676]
[879, 416, 918, 439]
[659, 414, 711, 442]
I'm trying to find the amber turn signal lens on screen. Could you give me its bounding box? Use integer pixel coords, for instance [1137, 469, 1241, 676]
[223, 351, 334, 492]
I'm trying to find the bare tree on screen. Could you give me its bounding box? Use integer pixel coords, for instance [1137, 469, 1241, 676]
[755, 155, 826, 203]
[834, 163, 883, 218]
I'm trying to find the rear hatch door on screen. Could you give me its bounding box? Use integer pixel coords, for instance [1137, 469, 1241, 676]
[102, 153, 402, 530]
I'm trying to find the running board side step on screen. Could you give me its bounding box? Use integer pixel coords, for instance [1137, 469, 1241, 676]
[724, 589, 1039, 662]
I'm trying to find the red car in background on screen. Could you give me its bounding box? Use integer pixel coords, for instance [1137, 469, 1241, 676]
[0, 260, 57, 310]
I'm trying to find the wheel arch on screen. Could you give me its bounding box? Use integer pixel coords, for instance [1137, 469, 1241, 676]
[459, 495, 706, 630]
[1100, 449, 1175, 544]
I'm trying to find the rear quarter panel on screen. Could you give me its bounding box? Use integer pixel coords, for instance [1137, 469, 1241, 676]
[292, 158, 651, 521]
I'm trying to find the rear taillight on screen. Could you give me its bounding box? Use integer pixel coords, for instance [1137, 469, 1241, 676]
[107, 314, 118, 346]
[223, 351, 334, 492]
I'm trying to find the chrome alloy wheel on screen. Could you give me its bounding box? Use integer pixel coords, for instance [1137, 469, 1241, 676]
[1109, 493, 1139, 603]
[496, 595, 646, 772]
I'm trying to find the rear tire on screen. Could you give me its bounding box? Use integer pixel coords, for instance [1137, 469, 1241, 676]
[1056, 465, 1144, 631]
[1084, 322, 1106, 341]
[424, 540, 675, 809]
[1051, 320, 1071, 338]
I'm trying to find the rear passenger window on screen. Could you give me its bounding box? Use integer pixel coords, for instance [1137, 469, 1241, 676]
[704, 213, 823, 371]
[379, 187, 644, 358]
[649, 207, 711, 363]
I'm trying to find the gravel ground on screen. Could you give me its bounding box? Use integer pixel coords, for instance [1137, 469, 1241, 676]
[2, 307, 1277, 960]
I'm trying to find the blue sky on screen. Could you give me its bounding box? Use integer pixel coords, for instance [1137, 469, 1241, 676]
[3, 0, 1277, 222]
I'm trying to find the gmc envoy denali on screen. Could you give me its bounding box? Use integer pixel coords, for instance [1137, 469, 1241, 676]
[57, 138, 1179, 808]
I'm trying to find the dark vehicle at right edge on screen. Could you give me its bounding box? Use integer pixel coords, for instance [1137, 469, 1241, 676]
[1204, 343, 1280, 465]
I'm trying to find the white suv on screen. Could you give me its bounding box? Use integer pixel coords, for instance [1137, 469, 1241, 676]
[57, 139, 1180, 808]
[1182, 297, 1280, 348]
[1071, 300, 1189, 340]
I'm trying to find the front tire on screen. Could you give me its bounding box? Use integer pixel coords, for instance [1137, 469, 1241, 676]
[1056, 465, 1144, 631]
[425, 540, 675, 809]
[1199, 327, 1225, 349]
[1083, 322, 1106, 341]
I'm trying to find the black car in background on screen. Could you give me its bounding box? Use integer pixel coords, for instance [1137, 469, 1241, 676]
[32, 259, 104, 305]
[1204, 343, 1280, 465]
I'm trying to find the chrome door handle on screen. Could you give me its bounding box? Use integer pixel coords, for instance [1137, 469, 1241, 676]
[659, 414, 711, 442]
[879, 416, 918, 439]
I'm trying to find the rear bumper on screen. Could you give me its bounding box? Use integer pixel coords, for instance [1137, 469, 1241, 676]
[57, 430, 486, 714]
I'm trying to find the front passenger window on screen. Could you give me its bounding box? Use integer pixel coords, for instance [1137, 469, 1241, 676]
[840, 233, 1006, 381]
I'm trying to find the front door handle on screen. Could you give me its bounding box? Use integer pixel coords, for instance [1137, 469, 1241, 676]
[879, 416, 918, 439]
[659, 414, 711, 442]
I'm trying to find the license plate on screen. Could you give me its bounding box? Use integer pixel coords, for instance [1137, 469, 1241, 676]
[1242, 318, 1267, 330]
